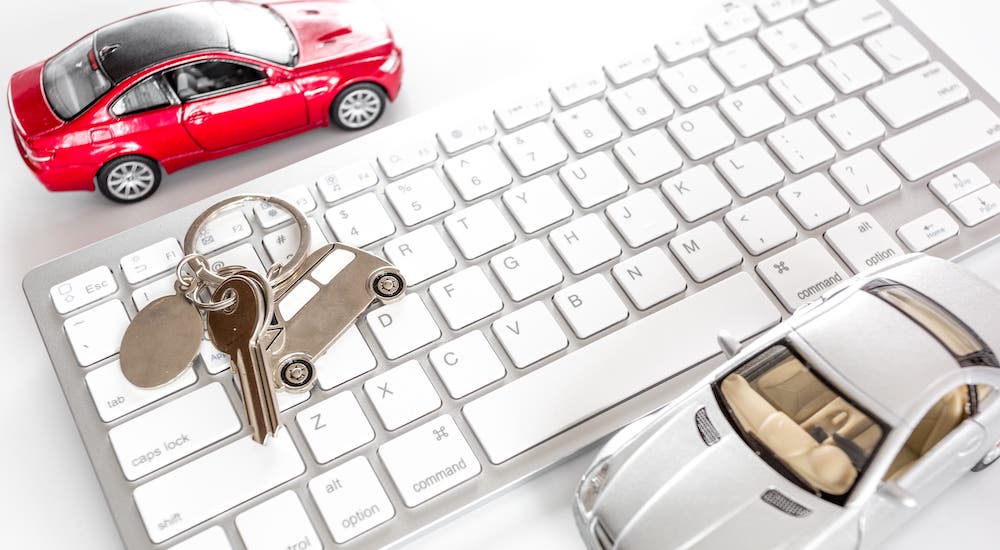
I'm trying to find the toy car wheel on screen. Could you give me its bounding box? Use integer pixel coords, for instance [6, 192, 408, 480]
[97, 156, 161, 203]
[372, 270, 404, 301]
[331, 83, 386, 130]
[972, 444, 1000, 472]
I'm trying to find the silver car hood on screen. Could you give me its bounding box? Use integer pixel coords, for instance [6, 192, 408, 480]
[598, 390, 830, 550]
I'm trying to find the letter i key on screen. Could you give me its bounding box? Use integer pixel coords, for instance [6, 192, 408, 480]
[206, 270, 281, 444]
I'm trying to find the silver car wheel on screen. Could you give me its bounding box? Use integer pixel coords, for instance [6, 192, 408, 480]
[337, 88, 383, 129]
[105, 161, 157, 200]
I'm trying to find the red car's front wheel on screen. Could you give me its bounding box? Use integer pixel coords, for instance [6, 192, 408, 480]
[331, 83, 387, 130]
[96, 156, 162, 203]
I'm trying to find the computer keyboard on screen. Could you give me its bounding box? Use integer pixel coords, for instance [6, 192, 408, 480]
[22, 0, 1000, 548]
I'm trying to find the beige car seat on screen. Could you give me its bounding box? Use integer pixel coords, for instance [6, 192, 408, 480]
[722, 375, 857, 495]
[754, 356, 837, 423]
[886, 387, 968, 480]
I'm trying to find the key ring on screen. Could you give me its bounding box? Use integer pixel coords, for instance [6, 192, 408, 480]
[183, 194, 311, 292]
[173, 254, 239, 312]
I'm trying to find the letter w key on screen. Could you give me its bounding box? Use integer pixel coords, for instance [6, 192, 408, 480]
[263, 243, 407, 393]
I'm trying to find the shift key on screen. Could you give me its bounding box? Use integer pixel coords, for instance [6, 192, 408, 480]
[757, 239, 850, 311]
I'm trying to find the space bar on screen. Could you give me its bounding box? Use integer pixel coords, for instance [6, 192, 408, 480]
[463, 272, 781, 464]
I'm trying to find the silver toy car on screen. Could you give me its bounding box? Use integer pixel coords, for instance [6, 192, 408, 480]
[575, 254, 1000, 550]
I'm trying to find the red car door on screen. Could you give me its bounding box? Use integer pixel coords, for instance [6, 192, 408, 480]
[169, 60, 308, 151]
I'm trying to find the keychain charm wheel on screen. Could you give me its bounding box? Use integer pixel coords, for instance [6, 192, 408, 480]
[371, 269, 405, 301]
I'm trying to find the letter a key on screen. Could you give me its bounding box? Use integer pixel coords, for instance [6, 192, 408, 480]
[206, 271, 281, 444]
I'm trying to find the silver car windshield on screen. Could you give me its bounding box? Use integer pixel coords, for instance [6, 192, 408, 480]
[43, 36, 113, 120]
[716, 345, 886, 504]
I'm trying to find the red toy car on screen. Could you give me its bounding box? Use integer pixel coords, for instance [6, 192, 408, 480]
[8, 0, 402, 202]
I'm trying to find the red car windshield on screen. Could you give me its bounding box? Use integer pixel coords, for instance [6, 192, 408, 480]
[215, 2, 298, 66]
[43, 36, 112, 120]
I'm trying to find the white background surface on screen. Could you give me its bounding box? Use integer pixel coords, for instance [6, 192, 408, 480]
[2, 1, 1000, 548]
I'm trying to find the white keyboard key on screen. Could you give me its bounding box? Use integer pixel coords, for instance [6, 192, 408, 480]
[897, 209, 960, 251]
[709, 38, 775, 88]
[725, 197, 797, 255]
[929, 162, 991, 204]
[606, 78, 675, 131]
[444, 200, 516, 259]
[864, 26, 928, 74]
[367, 294, 441, 360]
[253, 185, 317, 229]
[206, 244, 265, 276]
[429, 266, 504, 330]
[378, 141, 439, 179]
[830, 149, 900, 205]
[308, 457, 394, 543]
[606, 188, 678, 247]
[325, 193, 396, 247]
[65, 300, 129, 366]
[758, 18, 822, 67]
[296, 391, 374, 463]
[87, 359, 196, 422]
[667, 107, 736, 160]
[769, 65, 835, 116]
[262, 217, 326, 266]
[315, 325, 377, 390]
[669, 222, 743, 282]
[135, 430, 303, 544]
[365, 360, 441, 430]
[169, 527, 231, 550]
[612, 130, 683, 184]
[495, 93, 552, 130]
[866, 63, 969, 128]
[817, 45, 884, 94]
[464, 272, 780, 463]
[550, 71, 607, 107]
[379, 415, 482, 507]
[549, 214, 622, 274]
[493, 301, 570, 370]
[778, 172, 850, 229]
[767, 119, 837, 173]
[385, 169, 456, 226]
[714, 142, 785, 197]
[881, 101, 1000, 181]
[554, 274, 629, 339]
[383, 225, 457, 285]
[553, 100, 623, 154]
[718, 85, 786, 138]
[50, 265, 117, 314]
[755, 0, 808, 22]
[443, 145, 513, 201]
[502, 175, 574, 233]
[133, 275, 177, 310]
[109, 383, 239, 481]
[757, 238, 850, 310]
[436, 117, 496, 154]
[490, 240, 564, 301]
[612, 247, 687, 310]
[661, 165, 733, 222]
[198, 339, 231, 375]
[657, 58, 725, 109]
[316, 160, 379, 204]
[826, 213, 905, 272]
[193, 210, 252, 254]
[604, 50, 660, 85]
[656, 27, 711, 62]
[236, 491, 320, 550]
[429, 331, 506, 398]
[121, 239, 182, 285]
[805, 0, 891, 47]
[558, 152, 629, 208]
[817, 97, 886, 150]
[707, 5, 761, 42]
[950, 184, 1000, 227]
[499, 122, 569, 177]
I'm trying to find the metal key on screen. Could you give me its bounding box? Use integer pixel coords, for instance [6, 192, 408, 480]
[206, 270, 281, 444]
[261, 243, 406, 392]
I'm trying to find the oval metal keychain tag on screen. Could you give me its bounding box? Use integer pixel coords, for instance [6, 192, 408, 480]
[120, 294, 203, 388]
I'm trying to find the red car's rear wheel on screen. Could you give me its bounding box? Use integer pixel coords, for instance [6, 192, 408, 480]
[97, 156, 162, 203]
[331, 83, 387, 130]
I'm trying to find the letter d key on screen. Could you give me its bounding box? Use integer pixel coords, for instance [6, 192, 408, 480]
[206, 271, 281, 444]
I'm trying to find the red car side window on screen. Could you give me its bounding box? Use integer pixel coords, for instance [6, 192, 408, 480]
[110, 77, 174, 117]
[164, 61, 267, 102]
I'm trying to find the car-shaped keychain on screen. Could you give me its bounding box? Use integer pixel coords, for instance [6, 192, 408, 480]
[8, 0, 402, 202]
[575, 254, 1000, 550]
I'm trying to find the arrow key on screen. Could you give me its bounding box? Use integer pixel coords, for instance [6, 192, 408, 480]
[897, 209, 960, 252]
[949, 184, 1000, 227]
